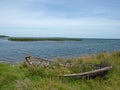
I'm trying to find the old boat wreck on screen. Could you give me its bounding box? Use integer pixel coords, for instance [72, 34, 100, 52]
[25, 55, 52, 67]
[25, 56, 112, 79]
[63, 65, 112, 79]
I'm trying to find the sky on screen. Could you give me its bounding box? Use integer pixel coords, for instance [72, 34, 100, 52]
[0, 0, 120, 38]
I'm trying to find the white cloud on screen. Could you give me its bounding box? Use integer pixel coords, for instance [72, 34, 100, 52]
[0, 0, 120, 38]
[1, 15, 120, 29]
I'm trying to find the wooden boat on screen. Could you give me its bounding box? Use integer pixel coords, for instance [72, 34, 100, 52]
[25, 55, 52, 67]
[63, 66, 112, 79]
[24, 56, 112, 79]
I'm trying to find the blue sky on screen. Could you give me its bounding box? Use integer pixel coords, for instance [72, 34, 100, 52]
[0, 0, 120, 38]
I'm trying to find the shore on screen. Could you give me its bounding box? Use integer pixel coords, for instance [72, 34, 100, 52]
[0, 51, 120, 90]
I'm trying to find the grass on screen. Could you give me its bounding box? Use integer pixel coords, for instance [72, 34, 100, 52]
[0, 51, 120, 90]
[8, 37, 82, 41]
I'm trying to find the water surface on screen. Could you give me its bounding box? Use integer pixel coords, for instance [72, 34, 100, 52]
[0, 38, 120, 63]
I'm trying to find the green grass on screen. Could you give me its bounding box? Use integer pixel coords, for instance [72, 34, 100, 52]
[0, 51, 120, 90]
[8, 37, 82, 41]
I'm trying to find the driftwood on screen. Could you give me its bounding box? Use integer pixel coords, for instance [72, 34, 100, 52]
[63, 66, 112, 79]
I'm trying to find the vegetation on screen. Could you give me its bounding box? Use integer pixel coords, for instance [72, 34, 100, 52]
[0, 51, 120, 90]
[0, 35, 8, 38]
[8, 37, 82, 41]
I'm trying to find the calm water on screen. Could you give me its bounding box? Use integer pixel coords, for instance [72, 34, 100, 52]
[0, 38, 120, 63]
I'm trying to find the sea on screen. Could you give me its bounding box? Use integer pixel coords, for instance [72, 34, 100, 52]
[0, 38, 120, 63]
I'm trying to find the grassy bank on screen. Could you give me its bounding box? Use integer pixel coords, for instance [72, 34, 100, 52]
[0, 51, 120, 90]
[8, 37, 82, 41]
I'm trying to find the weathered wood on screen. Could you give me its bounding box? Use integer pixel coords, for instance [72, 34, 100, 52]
[25, 56, 52, 67]
[24, 56, 112, 79]
[63, 66, 112, 78]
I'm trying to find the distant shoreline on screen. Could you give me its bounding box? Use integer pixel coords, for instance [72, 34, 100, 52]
[8, 37, 82, 41]
[0, 35, 120, 40]
[0, 35, 9, 38]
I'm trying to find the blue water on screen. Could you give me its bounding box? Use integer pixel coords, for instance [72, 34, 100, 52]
[0, 38, 120, 63]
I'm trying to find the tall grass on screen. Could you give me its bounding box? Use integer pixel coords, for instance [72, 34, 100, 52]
[0, 51, 120, 90]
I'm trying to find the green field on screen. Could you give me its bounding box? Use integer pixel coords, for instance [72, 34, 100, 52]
[8, 37, 82, 41]
[0, 51, 120, 90]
